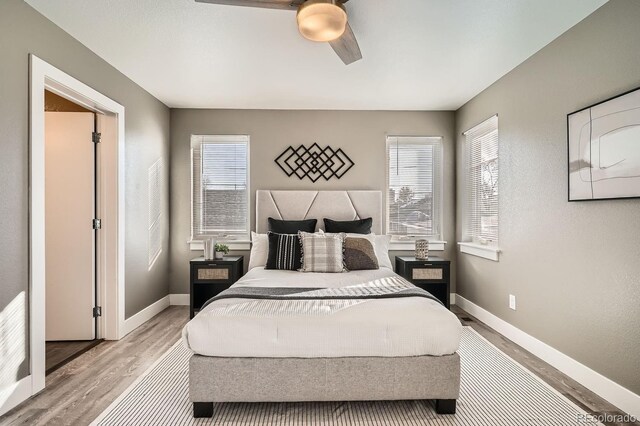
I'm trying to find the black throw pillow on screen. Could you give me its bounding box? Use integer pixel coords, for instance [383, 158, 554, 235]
[324, 217, 373, 234]
[268, 217, 317, 234]
[265, 232, 302, 271]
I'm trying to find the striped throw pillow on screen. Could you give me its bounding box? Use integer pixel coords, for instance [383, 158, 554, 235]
[265, 232, 301, 271]
[299, 232, 345, 273]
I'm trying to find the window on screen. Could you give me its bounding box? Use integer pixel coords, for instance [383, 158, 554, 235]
[386, 136, 443, 240]
[148, 158, 163, 268]
[463, 115, 499, 246]
[191, 135, 249, 241]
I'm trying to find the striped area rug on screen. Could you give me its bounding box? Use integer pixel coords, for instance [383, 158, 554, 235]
[92, 328, 602, 425]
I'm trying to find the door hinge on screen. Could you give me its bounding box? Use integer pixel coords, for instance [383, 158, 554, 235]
[93, 306, 102, 317]
[92, 218, 102, 230]
[92, 132, 102, 143]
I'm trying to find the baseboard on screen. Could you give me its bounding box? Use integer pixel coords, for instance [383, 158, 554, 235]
[169, 294, 189, 306]
[455, 294, 640, 419]
[0, 375, 32, 416]
[122, 295, 170, 337]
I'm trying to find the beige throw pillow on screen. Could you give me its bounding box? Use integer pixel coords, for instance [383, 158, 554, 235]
[299, 232, 345, 273]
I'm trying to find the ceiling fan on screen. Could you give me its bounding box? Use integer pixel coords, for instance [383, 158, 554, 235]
[194, 0, 362, 65]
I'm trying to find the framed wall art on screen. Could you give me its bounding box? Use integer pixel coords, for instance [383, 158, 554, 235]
[568, 86, 640, 201]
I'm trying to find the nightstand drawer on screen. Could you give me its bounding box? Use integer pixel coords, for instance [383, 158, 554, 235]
[192, 264, 233, 283]
[412, 267, 444, 281]
[406, 263, 448, 283]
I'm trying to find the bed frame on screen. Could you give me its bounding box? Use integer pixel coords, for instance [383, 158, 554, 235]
[189, 190, 460, 417]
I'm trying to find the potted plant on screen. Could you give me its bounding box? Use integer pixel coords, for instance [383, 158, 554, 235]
[214, 243, 229, 259]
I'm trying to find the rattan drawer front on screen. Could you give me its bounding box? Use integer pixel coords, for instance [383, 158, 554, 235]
[197, 268, 229, 281]
[412, 268, 443, 281]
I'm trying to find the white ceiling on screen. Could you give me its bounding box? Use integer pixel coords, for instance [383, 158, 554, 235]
[26, 0, 607, 110]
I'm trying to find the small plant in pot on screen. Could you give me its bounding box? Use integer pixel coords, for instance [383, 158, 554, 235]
[214, 243, 229, 259]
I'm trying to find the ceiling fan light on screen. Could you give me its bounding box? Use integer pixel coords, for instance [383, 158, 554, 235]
[297, 0, 347, 42]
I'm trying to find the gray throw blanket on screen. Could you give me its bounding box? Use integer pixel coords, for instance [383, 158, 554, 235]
[201, 276, 442, 311]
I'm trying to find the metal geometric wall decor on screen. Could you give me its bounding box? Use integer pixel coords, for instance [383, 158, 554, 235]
[275, 143, 355, 182]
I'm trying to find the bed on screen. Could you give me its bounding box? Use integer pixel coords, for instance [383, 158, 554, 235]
[182, 190, 462, 418]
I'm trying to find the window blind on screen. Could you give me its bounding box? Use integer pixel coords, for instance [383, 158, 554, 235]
[386, 136, 443, 239]
[191, 135, 249, 240]
[148, 158, 163, 268]
[464, 115, 499, 245]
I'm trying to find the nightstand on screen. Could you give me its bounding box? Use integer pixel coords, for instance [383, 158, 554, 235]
[190, 256, 244, 318]
[395, 256, 451, 309]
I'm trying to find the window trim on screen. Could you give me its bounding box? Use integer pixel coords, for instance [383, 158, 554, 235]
[459, 115, 500, 261]
[458, 242, 500, 261]
[385, 135, 445, 245]
[189, 134, 250, 249]
[389, 240, 446, 252]
[188, 239, 251, 251]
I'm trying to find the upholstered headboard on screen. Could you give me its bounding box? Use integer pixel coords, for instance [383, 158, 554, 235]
[256, 190, 383, 234]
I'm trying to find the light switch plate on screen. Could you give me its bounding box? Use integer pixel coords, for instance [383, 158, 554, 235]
[509, 294, 517, 310]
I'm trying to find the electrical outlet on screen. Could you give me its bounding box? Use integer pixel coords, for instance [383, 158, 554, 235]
[509, 294, 517, 310]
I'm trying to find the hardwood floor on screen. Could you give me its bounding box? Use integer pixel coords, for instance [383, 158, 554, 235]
[1, 306, 190, 426]
[46, 340, 102, 375]
[1, 305, 637, 425]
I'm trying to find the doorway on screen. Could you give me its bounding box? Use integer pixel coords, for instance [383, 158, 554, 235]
[44, 91, 103, 374]
[29, 55, 126, 401]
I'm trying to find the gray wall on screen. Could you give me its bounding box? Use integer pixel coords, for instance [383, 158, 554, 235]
[455, 0, 640, 395]
[170, 109, 456, 294]
[0, 0, 171, 388]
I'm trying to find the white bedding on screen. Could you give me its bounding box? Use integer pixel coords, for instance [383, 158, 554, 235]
[182, 267, 462, 358]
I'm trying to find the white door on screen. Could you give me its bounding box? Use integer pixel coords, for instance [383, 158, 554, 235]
[45, 111, 96, 341]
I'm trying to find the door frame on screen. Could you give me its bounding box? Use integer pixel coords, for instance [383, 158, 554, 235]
[29, 55, 126, 395]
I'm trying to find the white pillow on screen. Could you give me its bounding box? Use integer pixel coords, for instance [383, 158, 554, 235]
[372, 234, 392, 269]
[322, 231, 393, 270]
[248, 232, 268, 270]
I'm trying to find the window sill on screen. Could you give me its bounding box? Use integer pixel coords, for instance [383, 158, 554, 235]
[389, 240, 446, 252]
[458, 242, 500, 261]
[188, 239, 251, 251]
[189, 239, 448, 253]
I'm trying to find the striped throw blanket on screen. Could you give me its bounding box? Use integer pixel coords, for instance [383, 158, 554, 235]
[202, 275, 442, 312]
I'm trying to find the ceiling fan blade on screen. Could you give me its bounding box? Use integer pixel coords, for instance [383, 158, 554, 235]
[194, 0, 304, 10]
[195, 0, 349, 11]
[329, 22, 362, 65]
